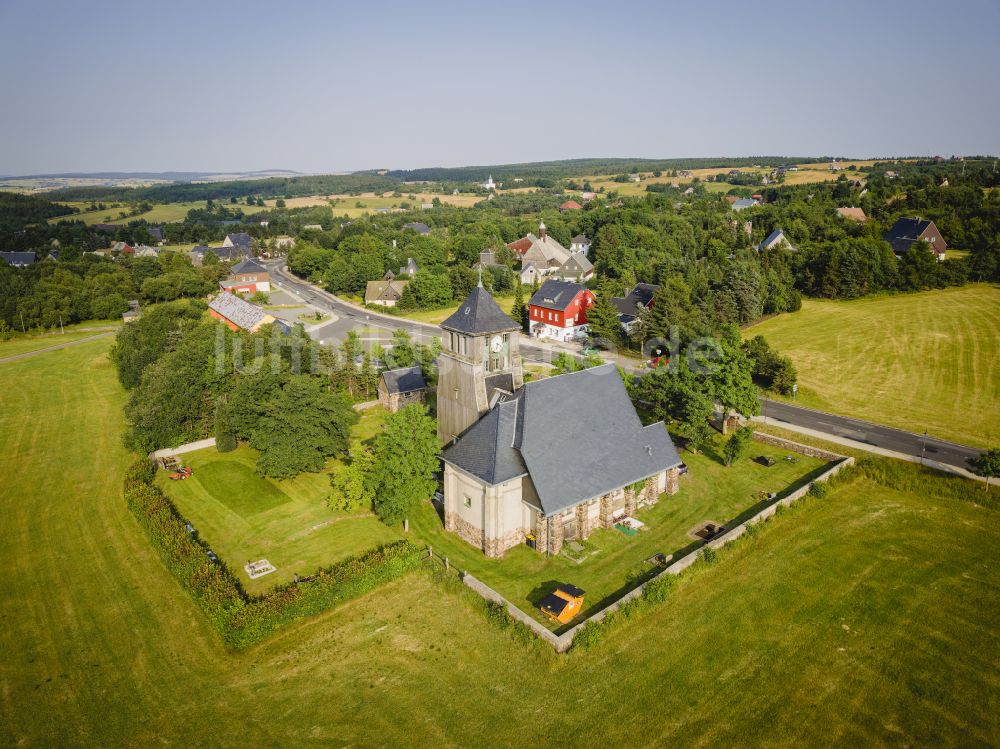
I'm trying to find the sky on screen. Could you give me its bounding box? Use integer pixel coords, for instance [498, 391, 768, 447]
[1, 0, 998, 175]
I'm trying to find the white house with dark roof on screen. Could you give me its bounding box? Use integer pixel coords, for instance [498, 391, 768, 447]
[612, 282, 659, 332]
[570, 234, 591, 255]
[0, 251, 37, 267]
[757, 228, 795, 252]
[438, 285, 682, 557]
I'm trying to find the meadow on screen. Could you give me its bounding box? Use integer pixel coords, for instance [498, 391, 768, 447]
[1, 336, 997, 747]
[410, 439, 827, 629]
[745, 284, 1000, 448]
[264, 190, 483, 217]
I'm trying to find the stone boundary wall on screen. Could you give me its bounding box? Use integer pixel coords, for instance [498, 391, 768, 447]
[751, 431, 846, 462]
[461, 433, 855, 653]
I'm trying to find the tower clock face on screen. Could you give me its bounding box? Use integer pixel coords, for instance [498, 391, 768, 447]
[490, 335, 504, 353]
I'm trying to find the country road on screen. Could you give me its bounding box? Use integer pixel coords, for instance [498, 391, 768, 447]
[270, 262, 982, 470]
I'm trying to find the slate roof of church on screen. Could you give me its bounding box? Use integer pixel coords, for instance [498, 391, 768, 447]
[442, 364, 682, 515]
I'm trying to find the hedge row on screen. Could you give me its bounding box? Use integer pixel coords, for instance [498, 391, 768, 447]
[124, 458, 422, 649]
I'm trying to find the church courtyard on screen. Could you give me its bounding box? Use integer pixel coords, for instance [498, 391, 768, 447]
[410, 433, 831, 631]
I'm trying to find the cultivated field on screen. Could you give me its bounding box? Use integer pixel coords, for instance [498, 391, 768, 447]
[745, 284, 1000, 448]
[46, 200, 259, 226]
[264, 190, 483, 217]
[1, 336, 997, 747]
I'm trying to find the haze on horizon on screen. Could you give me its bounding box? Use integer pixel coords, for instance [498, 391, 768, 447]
[1, 0, 998, 176]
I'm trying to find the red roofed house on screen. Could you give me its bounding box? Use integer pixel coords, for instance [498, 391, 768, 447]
[559, 200, 582, 212]
[528, 278, 596, 342]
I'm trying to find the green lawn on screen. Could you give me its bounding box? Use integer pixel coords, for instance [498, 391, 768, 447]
[411, 436, 827, 629]
[745, 284, 1000, 448]
[2, 336, 998, 747]
[387, 294, 516, 325]
[0, 323, 120, 358]
[157, 408, 398, 595]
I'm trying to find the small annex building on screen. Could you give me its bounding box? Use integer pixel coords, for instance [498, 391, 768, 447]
[378, 366, 427, 412]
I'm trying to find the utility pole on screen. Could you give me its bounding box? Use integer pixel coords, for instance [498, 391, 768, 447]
[18, 311, 26, 334]
[59, 314, 64, 335]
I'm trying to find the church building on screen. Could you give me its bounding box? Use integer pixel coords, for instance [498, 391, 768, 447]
[437, 284, 683, 558]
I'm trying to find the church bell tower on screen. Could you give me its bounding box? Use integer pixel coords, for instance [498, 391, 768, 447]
[437, 278, 523, 443]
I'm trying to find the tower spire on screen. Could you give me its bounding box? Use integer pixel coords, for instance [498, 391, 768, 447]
[477, 264, 483, 288]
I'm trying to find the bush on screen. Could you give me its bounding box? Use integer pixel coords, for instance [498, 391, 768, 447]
[125, 457, 158, 485]
[642, 573, 677, 604]
[809, 481, 830, 498]
[123, 460, 421, 649]
[700, 545, 718, 564]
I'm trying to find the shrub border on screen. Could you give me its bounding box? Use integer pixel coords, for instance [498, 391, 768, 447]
[124, 458, 422, 650]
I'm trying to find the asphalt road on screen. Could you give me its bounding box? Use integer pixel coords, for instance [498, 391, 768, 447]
[271, 262, 982, 469]
[270, 262, 572, 366]
[760, 398, 981, 469]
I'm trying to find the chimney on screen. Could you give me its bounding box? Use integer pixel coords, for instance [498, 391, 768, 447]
[539, 220, 547, 241]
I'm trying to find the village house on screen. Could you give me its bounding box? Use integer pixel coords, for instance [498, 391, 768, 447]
[191, 244, 249, 265]
[208, 291, 288, 333]
[559, 200, 582, 212]
[402, 222, 430, 235]
[731, 197, 759, 211]
[0, 251, 36, 267]
[438, 285, 683, 557]
[223, 232, 253, 253]
[364, 277, 409, 306]
[758, 228, 796, 252]
[147, 225, 165, 245]
[836, 207, 868, 223]
[274, 235, 296, 250]
[528, 278, 596, 341]
[303, 224, 323, 231]
[378, 366, 427, 412]
[612, 282, 659, 332]
[111, 241, 134, 255]
[399, 257, 419, 277]
[884, 217, 947, 261]
[581, 191, 597, 201]
[570, 234, 591, 255]
[133, 245, 160, 258]
[629, 173, 641, 183]
[678, 170, 693, 178]
[507, 221, 593, 281]
[219, 257, 271, 294]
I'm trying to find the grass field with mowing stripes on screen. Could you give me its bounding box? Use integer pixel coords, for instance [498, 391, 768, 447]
[745, 284, 1000, 448]
[1, 336, 997, 747]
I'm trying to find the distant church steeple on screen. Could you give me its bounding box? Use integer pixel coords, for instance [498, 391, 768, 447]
[538, 220, 547, 241]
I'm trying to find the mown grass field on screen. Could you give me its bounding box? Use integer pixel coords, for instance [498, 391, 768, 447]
[159, 409, 397, 595]
[745, 284, 1000, 448]
[410, 438, 827, 630]
[0, 324, 119, 359]
[1, 336, 998, 747]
